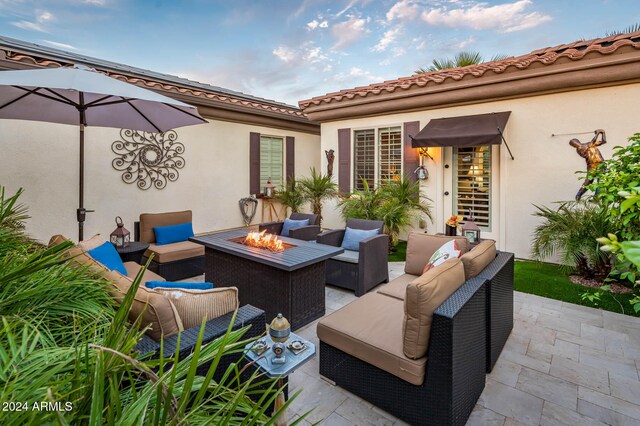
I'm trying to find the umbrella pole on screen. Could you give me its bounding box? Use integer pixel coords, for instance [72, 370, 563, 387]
[78, 123, 85, 241]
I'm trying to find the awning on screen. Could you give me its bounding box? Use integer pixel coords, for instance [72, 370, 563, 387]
[411, 111, 511, 148]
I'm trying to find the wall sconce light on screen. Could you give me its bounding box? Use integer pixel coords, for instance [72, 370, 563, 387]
[415, 147, 433, 180]
[418, 147, 434, 161]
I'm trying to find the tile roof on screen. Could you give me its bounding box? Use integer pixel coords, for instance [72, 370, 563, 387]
[299, 31, 640, 109]
[0, 35, 306, 120]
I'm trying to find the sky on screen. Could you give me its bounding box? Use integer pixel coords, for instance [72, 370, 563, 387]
[0, 0, 638, 106]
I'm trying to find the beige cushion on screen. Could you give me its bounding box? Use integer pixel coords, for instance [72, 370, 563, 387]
[77, 234, 106, 252]
[124, 262, 166, 283]
[404, 233, 469, 276]
[144, 241, 204, 263]
[49, 235, 183, 341]
[377, 273, 418, 300]
[139, 210, 192, 244]
[155, 287, 239, 329]
[403, 258, 465, 359]
[105, 270, 183, 340]
[461, 240, 497, 279]
[318, 292, 427, 385]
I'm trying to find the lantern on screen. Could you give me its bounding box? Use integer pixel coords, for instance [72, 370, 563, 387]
[462, 214, 481, 244]
[110, 216, 130, 248]
[264, 179, 275, 198]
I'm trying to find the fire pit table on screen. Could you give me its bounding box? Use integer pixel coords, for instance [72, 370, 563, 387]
[190, 229, 343, 329]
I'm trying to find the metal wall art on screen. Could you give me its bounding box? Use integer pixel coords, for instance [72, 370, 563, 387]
[112, 129, 185, 190]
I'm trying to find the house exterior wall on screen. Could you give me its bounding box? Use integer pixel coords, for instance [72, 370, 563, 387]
[0, 118, 320, 243]
[318, 83, 640, 259]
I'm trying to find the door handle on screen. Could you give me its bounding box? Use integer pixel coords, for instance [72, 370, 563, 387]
[444, 191, 450, 196]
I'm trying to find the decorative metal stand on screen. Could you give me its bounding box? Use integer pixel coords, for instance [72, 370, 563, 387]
[112, 129, 185, 190]
[239, 196, 258, 226]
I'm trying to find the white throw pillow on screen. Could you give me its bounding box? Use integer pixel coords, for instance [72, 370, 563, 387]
[423, 239, 462, 273]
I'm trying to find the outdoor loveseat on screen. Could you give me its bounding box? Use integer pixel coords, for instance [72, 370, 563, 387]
[137, 210, 205, 281]
[317, 233, 514, 426]
[49, 234, 266, 374]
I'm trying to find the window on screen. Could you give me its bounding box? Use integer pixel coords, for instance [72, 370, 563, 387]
[353, 129, 375, 190]
[453, 146, 491, 229]
[378, 127, 402, 182]
[353, 126, 402, 190]
[259, 136, 283, 189]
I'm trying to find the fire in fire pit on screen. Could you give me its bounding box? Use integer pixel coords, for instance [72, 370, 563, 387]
[229, 230, 296, 252]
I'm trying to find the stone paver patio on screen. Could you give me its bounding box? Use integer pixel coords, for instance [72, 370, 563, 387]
[284, 261, 640, 425]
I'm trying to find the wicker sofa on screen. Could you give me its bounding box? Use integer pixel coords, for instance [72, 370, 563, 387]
[259, 212, 320, 241]
[49, 235, 266, 369]
[137, 210, 205, 281]
[317, 233, 514, 425]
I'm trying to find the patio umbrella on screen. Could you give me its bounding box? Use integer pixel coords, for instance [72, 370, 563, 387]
[0, 65, 206, 240]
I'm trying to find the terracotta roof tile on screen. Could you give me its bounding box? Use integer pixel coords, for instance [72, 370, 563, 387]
[299, 31, 640, 109]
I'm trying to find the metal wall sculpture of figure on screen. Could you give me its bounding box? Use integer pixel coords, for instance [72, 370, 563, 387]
[325, 149, 335, 177]
[569, 129, 606, 201]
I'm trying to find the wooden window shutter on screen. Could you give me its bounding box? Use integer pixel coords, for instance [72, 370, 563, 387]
[286, 136, 295, 183]
[338, 128, 351, 194]
[249, 132, 260, 194]
[403, 121, 420, 184]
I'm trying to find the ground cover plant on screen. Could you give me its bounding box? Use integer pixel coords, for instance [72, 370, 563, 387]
[0, 186, 306, 425]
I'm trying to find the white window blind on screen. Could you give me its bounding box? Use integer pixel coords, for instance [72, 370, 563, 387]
[260, 136, 283, 189]
[378, 126, 402, 182]
[353, 129, 375, 190]
[453, 146, 491, 229]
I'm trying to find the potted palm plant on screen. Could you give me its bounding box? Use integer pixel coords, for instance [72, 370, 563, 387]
[299, 168, 338, 225]
[275, 178, 305, 215]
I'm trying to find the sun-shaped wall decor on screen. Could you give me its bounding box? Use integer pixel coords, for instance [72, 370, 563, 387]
[111, 129, 185, 190]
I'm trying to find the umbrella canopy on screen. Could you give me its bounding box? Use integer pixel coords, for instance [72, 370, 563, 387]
[0, 65, 207, 240]
[0, 66, 205, 131]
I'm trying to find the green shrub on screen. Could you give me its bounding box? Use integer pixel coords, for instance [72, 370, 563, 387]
[531, 201, 611, 279]
[339, 178, 433, 248]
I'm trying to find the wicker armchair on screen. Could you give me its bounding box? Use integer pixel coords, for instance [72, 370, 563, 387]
[317, 218, 388, 296]
[259, 213, 320, 241]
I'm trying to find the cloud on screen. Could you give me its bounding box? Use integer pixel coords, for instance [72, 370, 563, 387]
[372, 26, 401, 52]
[272, 46, 296, 63]
[307, 19, 328, 30]
[42, 40, 78, 50]
[12, 9, 54, 32]
[331, 15, 369, 49]
[421, 0, 552, 33]
[272, 44, 331, 69]
[333, 66, 384, 82]
[83, 0, 106, 5]
[13, 21, 46, 31]
[336, 0, 359, 17]
[386, 0, 420, 21]
[453, 35, 477, 49]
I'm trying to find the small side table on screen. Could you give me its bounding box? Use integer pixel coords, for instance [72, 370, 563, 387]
[113, 241, 149, 264]
[245, 332, 316, 426]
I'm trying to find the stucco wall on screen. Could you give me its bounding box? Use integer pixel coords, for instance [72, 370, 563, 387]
[0, 118, 319, 243]
[318, 83, 640, 259]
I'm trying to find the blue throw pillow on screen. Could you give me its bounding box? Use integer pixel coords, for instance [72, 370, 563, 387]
[153, 222, 194, 245]
[145, 281, 214, 290]
[87, 242, 128, 275]
[341, 227, 380, 251]
[281, 218, 310, 237]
